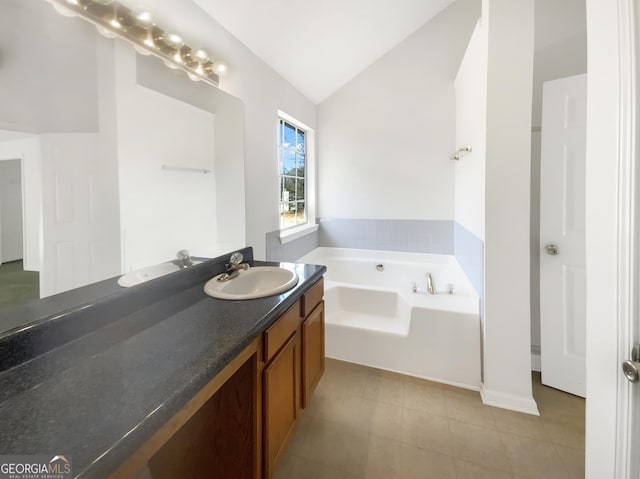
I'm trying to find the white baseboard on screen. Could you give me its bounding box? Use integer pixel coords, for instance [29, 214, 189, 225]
[480, 384, 540, 416]
[531, 352, 541, 372]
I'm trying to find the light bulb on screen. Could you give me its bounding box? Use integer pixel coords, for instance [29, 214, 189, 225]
[164, 33, 183, 49]
[213, 61, 229, 76]
[187, 72, 202, 82]
[133, 9, 153, 28]
[193, 48, 209, 63]
[93, 0, 114, 4]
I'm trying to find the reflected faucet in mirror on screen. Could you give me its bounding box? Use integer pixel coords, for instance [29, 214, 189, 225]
[175, 250, 194, 269]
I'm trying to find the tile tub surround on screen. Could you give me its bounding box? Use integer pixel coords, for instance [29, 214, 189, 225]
[267, 228, 319, 262]
[453, 222, 483, 297]
[0, 248, 326, 478]
[318, 218, 455, 255]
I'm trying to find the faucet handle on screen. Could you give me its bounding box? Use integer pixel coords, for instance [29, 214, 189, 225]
[177, 249, 190, 260]
[229, 252, 244, 266]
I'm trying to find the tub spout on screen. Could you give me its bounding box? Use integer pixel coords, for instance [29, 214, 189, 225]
[426, 273, 436, 295]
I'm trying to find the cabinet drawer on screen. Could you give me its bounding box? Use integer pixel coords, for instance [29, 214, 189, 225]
[301, 278, 324, 318]
[264, 300, 301, 363]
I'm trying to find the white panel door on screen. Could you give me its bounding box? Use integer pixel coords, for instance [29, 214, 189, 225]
[540, 74, 587, 398]
[40, 134, 120, 297]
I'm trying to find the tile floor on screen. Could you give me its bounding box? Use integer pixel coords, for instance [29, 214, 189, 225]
[275, 359, 585, 479]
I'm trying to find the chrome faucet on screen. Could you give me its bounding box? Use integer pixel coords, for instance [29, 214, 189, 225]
[217, 251, 250, 282]
[175, 249, 194, 269]
[426, 273, 436, 295]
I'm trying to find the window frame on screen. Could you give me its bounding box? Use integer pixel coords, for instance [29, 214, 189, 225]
[277, 111, 317, 243]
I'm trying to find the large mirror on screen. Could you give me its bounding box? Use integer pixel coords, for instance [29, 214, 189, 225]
[0, 0, 246, 331]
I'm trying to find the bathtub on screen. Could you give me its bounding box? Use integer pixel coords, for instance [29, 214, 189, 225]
[297, 247, 481, 389]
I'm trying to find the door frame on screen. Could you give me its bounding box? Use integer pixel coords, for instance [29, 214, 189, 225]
[0, 156, 27, 266]
[613, 1, 640, 477]
[585, 0, 639, 477]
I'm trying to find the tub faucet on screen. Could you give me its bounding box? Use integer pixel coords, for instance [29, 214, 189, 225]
[175, 249, 194, 269]
[426, 273, 436, 295]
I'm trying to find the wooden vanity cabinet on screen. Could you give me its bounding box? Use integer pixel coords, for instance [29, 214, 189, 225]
[301, 279, 325, 408]
[263, 277, 324, 478]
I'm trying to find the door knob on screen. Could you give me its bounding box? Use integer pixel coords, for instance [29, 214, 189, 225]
[622, 344, 640, 383]
[545, 244, 560, 255]
[623, 361, 640, 383]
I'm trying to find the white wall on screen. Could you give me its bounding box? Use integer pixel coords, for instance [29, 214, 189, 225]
[454, 20, 487, 240]
[0, 136, 42, 271]
[317, 0, 480, 221]
[481, 0, 537, 414]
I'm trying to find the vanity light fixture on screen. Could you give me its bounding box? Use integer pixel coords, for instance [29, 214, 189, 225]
[45, 0, 228, 87]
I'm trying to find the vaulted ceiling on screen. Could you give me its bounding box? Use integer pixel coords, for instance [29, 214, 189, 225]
[193, 0, 455, 104]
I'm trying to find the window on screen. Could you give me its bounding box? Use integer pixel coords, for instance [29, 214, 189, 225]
[279, 118, 307, 230]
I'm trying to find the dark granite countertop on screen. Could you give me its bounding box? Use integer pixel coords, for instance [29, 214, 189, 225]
[0, 248, 325, 478]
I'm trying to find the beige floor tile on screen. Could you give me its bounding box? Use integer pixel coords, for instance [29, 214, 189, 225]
[290, 418, 372, 476]
[274, 453, 364, 479]
[533, 380, 585, 418]
[402, 378, 447, 417]
[400, 443, 456, 479]
[282, 364, 583, 479]
[401, 407, 452, 456]
[307, 392, 366, 430]
[555, 445, 585, 479]
[540, 412, 585, 449]
[453, 458, 514, 479]
[499, 431, 569, 479]
[442, 384, 482, 400]
[489, 406, 548, 440]
[356, 398, 404, 441]
[316, 364, 369, 398]
[449, 420, 511, 472]
[445, 393, 495, 429]
[364, 373, 405, 406]
[360, 436, 402, 479]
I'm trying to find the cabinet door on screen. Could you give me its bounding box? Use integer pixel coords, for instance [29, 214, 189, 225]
[263, 332, 300, 478]
[302, 301, 325, 408]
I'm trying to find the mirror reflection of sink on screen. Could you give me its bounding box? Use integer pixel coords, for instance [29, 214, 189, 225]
[204, 266, 298, 300]
[118, 260, 203, 287]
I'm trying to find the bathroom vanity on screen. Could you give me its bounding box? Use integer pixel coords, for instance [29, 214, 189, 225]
[0, 248, 325, 479]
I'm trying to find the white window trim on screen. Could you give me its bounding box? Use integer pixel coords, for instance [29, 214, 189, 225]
[278, 110, 316, 242]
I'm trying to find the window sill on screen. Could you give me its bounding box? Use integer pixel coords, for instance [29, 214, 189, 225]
[279, 223, 318, 245]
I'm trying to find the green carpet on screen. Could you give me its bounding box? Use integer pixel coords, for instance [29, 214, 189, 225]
[0, 260, 39, 310]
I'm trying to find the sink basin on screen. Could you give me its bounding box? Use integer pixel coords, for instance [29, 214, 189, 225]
[118, 260, 203, 287]
[204, 266, 298, 300]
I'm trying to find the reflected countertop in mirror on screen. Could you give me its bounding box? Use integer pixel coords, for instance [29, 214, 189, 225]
[0, 0, 246, 335]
